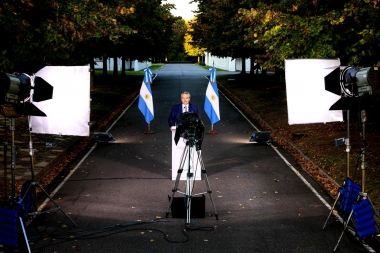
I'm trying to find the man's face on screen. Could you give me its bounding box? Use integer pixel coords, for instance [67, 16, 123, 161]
[181, 93, 191, 105]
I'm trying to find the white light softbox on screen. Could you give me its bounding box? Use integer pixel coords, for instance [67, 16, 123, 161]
[30, 66, 90, 136]
[285, 59, 343, 125]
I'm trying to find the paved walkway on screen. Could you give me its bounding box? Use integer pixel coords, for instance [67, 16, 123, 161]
[0, 64, 379, 252]
[0, 116, 78, 183]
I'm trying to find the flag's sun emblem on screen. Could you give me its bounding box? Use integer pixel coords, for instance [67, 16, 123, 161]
[211, 95, 216, 100]
[145, 94, 150, 100]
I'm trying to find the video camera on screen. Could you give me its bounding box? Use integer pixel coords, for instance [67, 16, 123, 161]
[174, 112, 204, 151]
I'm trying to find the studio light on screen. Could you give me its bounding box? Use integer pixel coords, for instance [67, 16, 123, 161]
[340, 66, 379, 97]
[0, 72, 53, 117]
[325, 66, 380, 110]
[326, 66, 380, 97]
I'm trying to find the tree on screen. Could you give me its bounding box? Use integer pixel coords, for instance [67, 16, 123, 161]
[108, 0, 175, 74]
[184, 19, 206, 63]
[239, 0, 380, 68]
[167, 18, 188, 61]
[191, 0, 257, 74]
[0, 0, 133, 72]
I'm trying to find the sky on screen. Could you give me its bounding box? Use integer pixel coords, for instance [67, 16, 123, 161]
[164, 0, 197, 20]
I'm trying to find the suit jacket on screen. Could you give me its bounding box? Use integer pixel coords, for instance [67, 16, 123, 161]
[168, 103, 199, 127]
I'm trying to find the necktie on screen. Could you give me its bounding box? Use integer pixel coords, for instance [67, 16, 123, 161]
[183, 106, 186, 112]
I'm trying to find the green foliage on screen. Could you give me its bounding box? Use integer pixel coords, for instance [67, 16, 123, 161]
[184, 20, 206, 57]
[0, 0, 132, 71]
[3, 0, 380, 72]
[167, 18, 188, 61]
[190, 0, 380, 69]
[0, 0, 171, 72]
[191, 0, 253, 59]
[238, 0, 380, 68]
[117, 0, 175, 63]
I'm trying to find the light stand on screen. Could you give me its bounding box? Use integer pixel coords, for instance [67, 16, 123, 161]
[0, 69, 90, 241]
[166, 133, 218, 226]
[0, 105, 22, 201]
[322, 108, 353, 231]
[0, 112, 33, 251]
[20, 115, 78, 227]
[2, 115, 9, 201]
[360, 110, 366, 191]
[324, 101, 379, 251]
[345, 110, 351, 178]
[10, 117, 17, 198]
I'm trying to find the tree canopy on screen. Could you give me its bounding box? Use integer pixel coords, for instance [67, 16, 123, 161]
[167, 18, 188, 61]
[190, 0, 380, 69]
[3, 0, 380, 72]
[184, 20, 206, 60]
[0, 0, 175, 73]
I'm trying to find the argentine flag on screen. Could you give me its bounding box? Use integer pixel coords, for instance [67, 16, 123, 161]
[138, 68, 154, 123]
[204, 67, 220, 124]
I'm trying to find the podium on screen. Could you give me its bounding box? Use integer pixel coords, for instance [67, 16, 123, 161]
[171, 127, 202, 181]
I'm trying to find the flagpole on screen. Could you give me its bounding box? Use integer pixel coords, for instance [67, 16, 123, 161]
[206, 66, 218, 134]
[145, 122, 154, 134]
[207, 124, 218, 134]
[139, 67, 154, 134]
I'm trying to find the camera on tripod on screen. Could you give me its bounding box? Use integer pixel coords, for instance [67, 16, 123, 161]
[174, 112, 205, 151]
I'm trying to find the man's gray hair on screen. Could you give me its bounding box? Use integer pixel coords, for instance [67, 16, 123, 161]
[181, 91, 191, 98]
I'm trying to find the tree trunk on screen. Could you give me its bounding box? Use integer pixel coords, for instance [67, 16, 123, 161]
[121, 56, 126, 76]
[241, 58, 246, 74]
[113, 57, 118, 76]
[275, 67, 285, 85]
[129, 60, 133, 70]
[102, 56, 107, 76]
[89, 59, 95, 88]
[250, 57, 255, 76]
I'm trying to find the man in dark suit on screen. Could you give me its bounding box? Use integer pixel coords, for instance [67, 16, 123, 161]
[168, 91, 199, 130]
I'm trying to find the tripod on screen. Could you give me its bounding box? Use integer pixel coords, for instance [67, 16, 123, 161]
[166, 136, 218, 226]
[323, 108, 380, 251]
[19, 115, 78, 227]
[3, 114, 9, 202]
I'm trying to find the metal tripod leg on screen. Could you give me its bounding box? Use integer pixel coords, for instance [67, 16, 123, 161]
[322, 191, 340, 230]
[24, 181, 78, 228]
[185, 167, 194, 226]
[19, 216, 31, 253]
[196, 150, 218, 220]
[166, 145, 189, 218]
[24, 116, 78, 228]
[185, 144, 196, 226]
[333, 209, 353, 252]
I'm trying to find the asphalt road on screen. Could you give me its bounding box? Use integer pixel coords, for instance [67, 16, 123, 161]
[24, 64, 376, 253]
